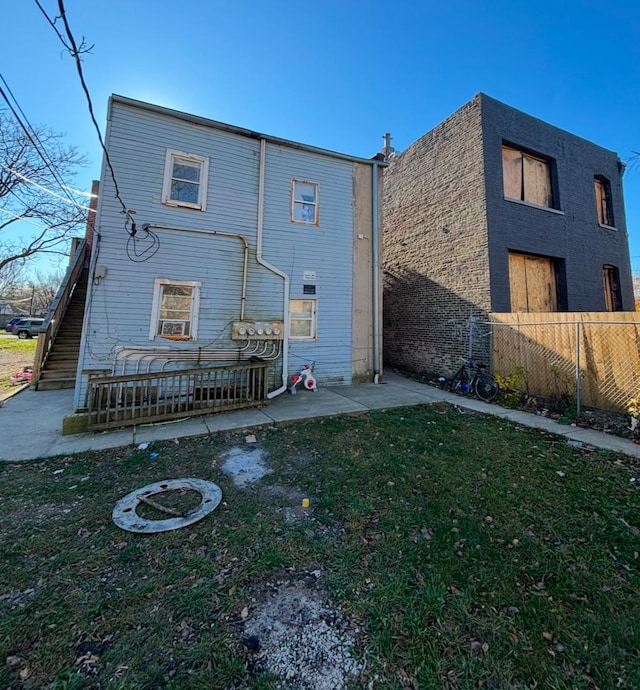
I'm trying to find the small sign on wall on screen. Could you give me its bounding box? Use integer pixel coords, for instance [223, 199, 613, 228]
[303, 271, 316, 281]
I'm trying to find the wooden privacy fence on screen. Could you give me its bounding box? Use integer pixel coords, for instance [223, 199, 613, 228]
[87, 361, 270, 431]
[490, 312, 640, 414]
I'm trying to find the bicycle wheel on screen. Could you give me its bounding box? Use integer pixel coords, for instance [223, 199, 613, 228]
[450, 367, 469, 393]
[474, 373, 499, 402]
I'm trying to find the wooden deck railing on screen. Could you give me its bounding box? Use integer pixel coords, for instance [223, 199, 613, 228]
[86, 361, 270, 430]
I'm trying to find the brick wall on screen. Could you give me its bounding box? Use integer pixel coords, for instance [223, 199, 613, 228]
[480, 94, 634, 312]
[383, 93, 634, 379]
[383, 95, 491, 377]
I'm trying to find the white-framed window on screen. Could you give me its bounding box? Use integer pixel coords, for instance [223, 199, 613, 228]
[289, 299, 317, 340]
[291, 179, 319, 225]
[149, 279, 201, 340]
[162, 149, 209, 210]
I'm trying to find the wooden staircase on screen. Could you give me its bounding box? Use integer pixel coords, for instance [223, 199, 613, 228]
[36, 269, 88, 390]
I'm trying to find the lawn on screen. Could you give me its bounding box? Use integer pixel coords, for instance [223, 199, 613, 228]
[0, 335, 37, 394]
[1, 405, 639, 689]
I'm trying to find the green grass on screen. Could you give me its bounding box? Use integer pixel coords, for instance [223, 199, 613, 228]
[0, 335, 37, 390]
[1, 404, 639, 689]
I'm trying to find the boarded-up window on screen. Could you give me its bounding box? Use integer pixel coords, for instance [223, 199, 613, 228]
[603, 265, 623, 311]
[502, 146, 554, 208]
[509, 252, 558, 312]
[594, 176, 614, 226]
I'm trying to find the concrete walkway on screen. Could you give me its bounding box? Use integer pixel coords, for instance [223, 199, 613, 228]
[2, 371, 639, 462]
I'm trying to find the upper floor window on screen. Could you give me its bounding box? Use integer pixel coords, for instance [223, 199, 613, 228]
[594, 176, 614, 227]
[502, 145, 556, 209]
[291, 180, 319, 225]
[149, 278, 201, 340]
[162, 149, 209, 210]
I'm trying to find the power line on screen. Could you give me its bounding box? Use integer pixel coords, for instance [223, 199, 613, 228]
[0, 72, 79, 209]
[36, 0, 133, 226]
[35, 0, 162, 262]
[1, 165, 91, 211]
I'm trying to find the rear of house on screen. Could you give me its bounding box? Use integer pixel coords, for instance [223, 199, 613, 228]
[73, 96, 383, 414]
[383, 93, 633, 376]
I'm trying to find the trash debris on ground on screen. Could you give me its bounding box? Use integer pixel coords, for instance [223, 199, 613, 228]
[9, 367, 32, 386]
[112, 478, 222, 534]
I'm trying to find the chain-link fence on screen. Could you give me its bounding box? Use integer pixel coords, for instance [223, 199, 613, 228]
[485, 313, 640, 415]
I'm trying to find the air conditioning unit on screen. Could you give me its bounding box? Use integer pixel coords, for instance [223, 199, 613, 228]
[161, 321, 186, 336]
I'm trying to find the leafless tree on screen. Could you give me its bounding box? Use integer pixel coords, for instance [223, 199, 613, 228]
[0, 108, 87, 279]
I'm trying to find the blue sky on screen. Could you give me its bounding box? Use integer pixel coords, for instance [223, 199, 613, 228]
[2, 0, 639, 275]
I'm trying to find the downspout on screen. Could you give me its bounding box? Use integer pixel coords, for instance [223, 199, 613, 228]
[372, 162, 381, 383]
[256, 137, 290, 398]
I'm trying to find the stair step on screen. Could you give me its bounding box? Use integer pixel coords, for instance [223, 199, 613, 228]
[37, 378, 76, 390]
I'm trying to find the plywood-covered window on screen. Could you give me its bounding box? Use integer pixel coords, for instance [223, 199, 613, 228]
[603, 264, 623, 311]
[291, 180, 319, 225]
[289, 299, 317, 339]
[162, 149, 209, 210]
[594, 176, 614, 227]
[508, 252, 560, 312]
[502, 146, 555, 209]
[150, 279, 201, 340]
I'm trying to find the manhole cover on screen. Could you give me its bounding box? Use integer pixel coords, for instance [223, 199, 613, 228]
[112, 478, 222, 533]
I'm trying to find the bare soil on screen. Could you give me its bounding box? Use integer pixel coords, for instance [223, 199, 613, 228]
[0, 334, 36, 397]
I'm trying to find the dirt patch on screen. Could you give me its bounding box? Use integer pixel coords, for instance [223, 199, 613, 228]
[242, 571, 364, 690]
[219, 446, 272, 487]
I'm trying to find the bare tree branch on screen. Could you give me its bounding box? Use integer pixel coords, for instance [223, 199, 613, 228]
[0, 107, 87, 289]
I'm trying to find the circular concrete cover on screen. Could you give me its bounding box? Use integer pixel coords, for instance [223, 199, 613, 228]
[112, 478, 222, 534]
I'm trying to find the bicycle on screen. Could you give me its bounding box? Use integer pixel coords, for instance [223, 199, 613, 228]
[449, 358, 499, 402]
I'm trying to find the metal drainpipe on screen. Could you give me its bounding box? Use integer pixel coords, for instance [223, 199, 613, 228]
[256, 138, 290, 399]
[372, 162, 381, 383]
[143, 224, 249, 320]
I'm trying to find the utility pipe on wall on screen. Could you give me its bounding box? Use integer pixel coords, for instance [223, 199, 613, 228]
[141, 224, 249, 320]
[256, 137, 290, 399]
[371, 162, 381, 382]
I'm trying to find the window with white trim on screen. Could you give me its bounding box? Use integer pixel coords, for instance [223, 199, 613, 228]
[162, 149, 209, 210]
[149, 279, 201, 340]
[289, 299, 317, 339]
[291, 180, 319, 225]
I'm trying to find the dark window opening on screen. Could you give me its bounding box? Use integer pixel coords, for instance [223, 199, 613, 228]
[603, 264, 623, 311]
[594, 176, 614, 227]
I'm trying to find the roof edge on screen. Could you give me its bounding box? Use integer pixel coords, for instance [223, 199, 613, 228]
[110, 95, 386, 166]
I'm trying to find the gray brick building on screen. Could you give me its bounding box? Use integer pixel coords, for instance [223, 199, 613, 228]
[382, 93, 634, 376]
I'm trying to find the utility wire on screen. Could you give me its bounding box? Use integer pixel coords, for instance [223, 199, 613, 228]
[35, 0, 161, 261]
[1, 165, 92, 211]
[0, 75, 81, 209]
[37, 0, 133, 226]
